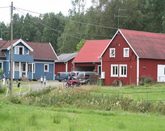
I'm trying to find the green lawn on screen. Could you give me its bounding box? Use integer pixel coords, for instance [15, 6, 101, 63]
[0, 103, 165, 131]
[0, 83, 165, 131]
[92, 83, 165, 101]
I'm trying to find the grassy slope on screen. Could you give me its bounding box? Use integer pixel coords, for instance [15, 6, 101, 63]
[0, 103, 165, 131]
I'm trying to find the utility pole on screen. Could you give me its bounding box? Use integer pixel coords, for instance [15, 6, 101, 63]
[114, 8, 127, 28]
[9, 1, 13, 95]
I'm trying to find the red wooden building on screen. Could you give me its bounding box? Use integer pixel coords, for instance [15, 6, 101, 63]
[55, 53, 77, 74]
[73, 40, 111, 75]
[101, 29, 165, 85]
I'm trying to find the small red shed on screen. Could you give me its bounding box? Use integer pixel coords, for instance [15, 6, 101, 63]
[55, 53, 77, 74]
[101, 29, 165, 85]
[73, 40, 111, 75]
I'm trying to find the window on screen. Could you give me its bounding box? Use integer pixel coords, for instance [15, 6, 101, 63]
[119, 65, 127, 77]
[109, 48, 116, 57]
[123, 48, 129, 57]
[111, 64, 118, 77]
[44, 64, 49, 72]
[28, 64, 32, 72]
[15, 46, 24, 55]
[98, 65, 101, 76]
[15, 62, 19, 71]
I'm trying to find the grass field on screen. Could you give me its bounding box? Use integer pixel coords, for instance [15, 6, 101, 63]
[0, 103, 165, 131]
[92, 83, 165, 101]
[0, 83, 165, 131]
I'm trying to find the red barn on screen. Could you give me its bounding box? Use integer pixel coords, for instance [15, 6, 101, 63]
[55, 53, 77, 74]
[101, 29, 165, 85]
[73, 40, 111, 75]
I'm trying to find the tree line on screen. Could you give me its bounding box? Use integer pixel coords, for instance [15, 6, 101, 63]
[0, 0, 165, 54]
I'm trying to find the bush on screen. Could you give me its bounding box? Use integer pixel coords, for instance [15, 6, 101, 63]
[0, 87, 6, 94]
[9, 96, 22, 104]
[139, 76, 153, 85]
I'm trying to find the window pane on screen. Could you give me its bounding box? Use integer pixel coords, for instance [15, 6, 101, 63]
[19, 47, 23, 55]
[110, 48, 115, 57]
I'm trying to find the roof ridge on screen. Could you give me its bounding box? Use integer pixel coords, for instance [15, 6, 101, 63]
[120, 28, 165, 36]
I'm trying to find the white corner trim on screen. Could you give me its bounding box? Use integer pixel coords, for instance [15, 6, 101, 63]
[49, 42, 58, 60]
[7, 39, 33, 52]
[137, 56, 140, 85]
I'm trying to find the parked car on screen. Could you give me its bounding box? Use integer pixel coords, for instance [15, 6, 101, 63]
[70, 71, 81, 79]
[76, 71, 98, 84]
[55, 72, 70, 82]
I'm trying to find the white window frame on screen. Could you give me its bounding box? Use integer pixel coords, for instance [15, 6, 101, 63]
[109, 48, 116, 58]
[111, 64, 118, 77]
[119, 64, 127, 77]
[15, 46, 24, 55]
[44, 64, 49, 72]
[123, 48, 129, 57]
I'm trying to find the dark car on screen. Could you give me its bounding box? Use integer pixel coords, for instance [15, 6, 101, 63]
[55, 72, 70, 82]
[77, 71, 98, 84]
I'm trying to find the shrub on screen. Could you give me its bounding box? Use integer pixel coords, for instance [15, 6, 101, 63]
[0, 87, 6, 94]
[9, 96, 22, 104]
[139, 76, 153, 85]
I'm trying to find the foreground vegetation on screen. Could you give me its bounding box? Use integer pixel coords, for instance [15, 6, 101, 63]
[0, 102, 165, 131]
[0, 83, 165, 130]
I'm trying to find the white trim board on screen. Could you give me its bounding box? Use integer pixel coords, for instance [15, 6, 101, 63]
[7, 39, 33, 52]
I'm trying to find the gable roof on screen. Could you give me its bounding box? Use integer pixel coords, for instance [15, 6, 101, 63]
[7, 39, 33, 51]
[0, 39, 58, 61]
[101, 29, 165, 60]
[119, 29, 165, 59]
[56, 52, 77, 63]
[73, 40, 111, 63]
[27, 42, 58, 61]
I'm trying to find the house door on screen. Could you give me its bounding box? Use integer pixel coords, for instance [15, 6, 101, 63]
[21, 63, 27, 77]
[157, 65, 165, 82]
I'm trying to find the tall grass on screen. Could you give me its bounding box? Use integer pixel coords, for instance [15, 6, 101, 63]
[17, 86, 165, 115]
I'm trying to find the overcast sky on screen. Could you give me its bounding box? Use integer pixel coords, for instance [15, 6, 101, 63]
[0, 0, 91, 23]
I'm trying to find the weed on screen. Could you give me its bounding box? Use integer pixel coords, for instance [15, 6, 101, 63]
[28, 114, 38, 126]
[52, 114, 63, 124]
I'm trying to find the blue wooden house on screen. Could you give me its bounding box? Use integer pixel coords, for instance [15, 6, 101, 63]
[0, 39, 58, 80]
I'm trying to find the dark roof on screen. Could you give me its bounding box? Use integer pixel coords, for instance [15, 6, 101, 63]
[27, 42, 57, 61]
[73, 40, 111, 63]
[0, 39, 58, 61]
[56, 52, 77, 63]
[0, 39, 19, 49]
[119, 29, 165, 59]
